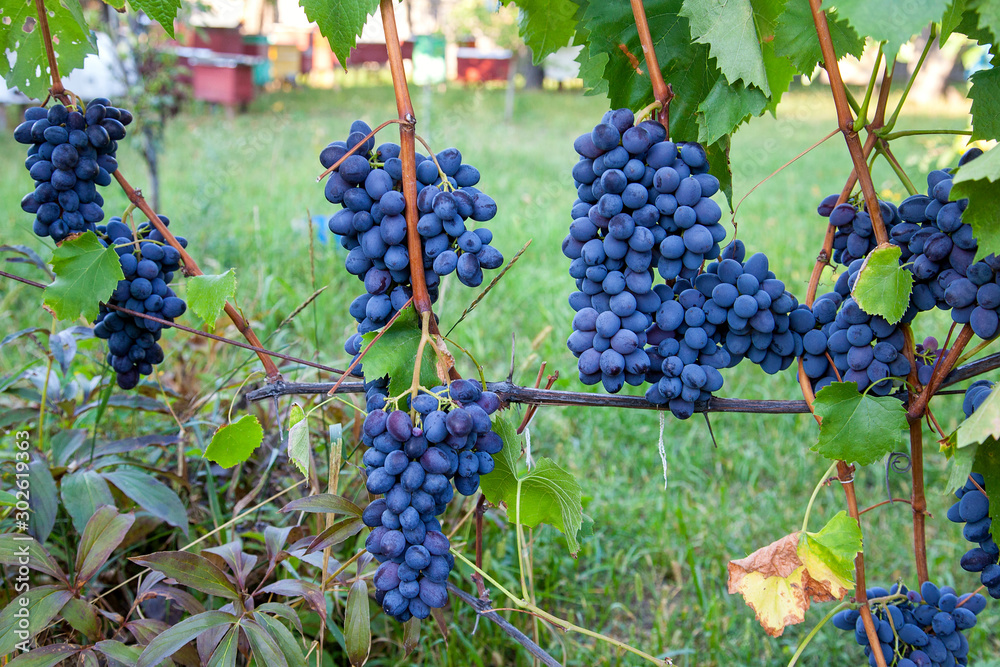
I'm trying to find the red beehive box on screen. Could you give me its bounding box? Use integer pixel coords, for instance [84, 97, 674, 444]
[182, 27, 258, 107]
[456, 47, 512, 82]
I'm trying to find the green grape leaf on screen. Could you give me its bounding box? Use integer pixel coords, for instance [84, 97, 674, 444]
[479, 416, 586, 554]
[974, 438, 1000, 500]
[186, 269, 236, 326]
[941, 0, 967, 41]
[204, 414, 264, 468]
[749, 0, 797, 113]
[835, 0, 951, 57]
[851, 245, 913, 324]
[798, 511, 862, 592]
[697, 79, 768, 145]
[0, 0, 97, 101]
[287, 403, 310, 478]
[946, 439, 977, 493]
[957, 383, 1000, 448]
[680, 0, 769, 93]
[811, 382, 908, 466]
[970, 66, 1000, 141]
[128, 0, 181, 38]
[774, 2, 865, 75]
[359, 305, 440, 398]
[43, 232, 124, 322]
[299, 0, 380, 66]
[951, 147, 1000, 259]
[504, 0, 578, 64]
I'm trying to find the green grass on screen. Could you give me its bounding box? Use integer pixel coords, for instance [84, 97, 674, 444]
[2, 84, 998, 665]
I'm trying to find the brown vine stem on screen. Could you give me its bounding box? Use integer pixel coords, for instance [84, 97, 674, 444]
[809, 0, 888, 247]
[629, 0, 673, 131]
[380, 0, 458, 386]
[33, 0, 70, 104]
[326, 297, 413, 397]
[113, 172, 281, 381]
[907, 325, 975, 421]
[837, 460, 887, 667]
[902, 324, 929, 583]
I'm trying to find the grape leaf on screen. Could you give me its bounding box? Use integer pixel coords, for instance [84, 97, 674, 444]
[43, 232, 124, 322]
[504, 0, 578, 64]
[811, 382, 907, 466]
[0, 0, 97, 101]
[941, 0, 967, 41]
[797, 511, 861, 596]
[128, 0, 181, 37]
[749, 0, 796, 113]
[359, 305, 441, 398]
[204, 414, 264, 468]
[957, 382, 1000, 448]
[299, 0, 380, 66]
[774, 2, 865, 75]
[186, 269, 236, 326]
[946, 437, 977, 491]
[479, 416, 586, 554]
[974, 438, 1000, 502]
[970, 65, 1000, 141]
[727, 513, 860, 637]
[851, 245, 913, 324]
[697, 79, 768, 146]
[287, 403, 310, 478]
[951, 147, 1000, 259]
[680, 0, 769, 93]
[834, 0, 951, 58]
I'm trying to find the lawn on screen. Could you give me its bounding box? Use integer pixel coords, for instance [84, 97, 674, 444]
[1, 84, 998, 665]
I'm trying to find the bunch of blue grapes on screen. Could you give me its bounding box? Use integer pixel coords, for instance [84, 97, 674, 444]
[15, 99, 132, 243]
[322, 120, 502, 357]
[817, 194, 900, 267]
[360, 378, 503, 621]
[802, 259, 916, 396]
[888, 150, 1000, 340]
[832, 582, 986, 666]
[93, 217, 187, 389]
[565, 108, 725, 393]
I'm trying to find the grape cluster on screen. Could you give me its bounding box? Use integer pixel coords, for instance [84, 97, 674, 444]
[565, 108, 725, 392]
[322, 121, 502, 357]
[642, 240, 813, 418]
[798, 258, 912, 396]
[817, 194, 900, 267]
[361, 378, 503, 621]
[93, 217, 187, 389]
[832, 582, 985, 667]
[15, 99, 132, 242]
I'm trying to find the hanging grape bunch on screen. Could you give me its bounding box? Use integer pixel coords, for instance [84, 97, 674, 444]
[320, 121, 503, 358]
[15, 99, 132, 242]
[93, 216, 188, 389]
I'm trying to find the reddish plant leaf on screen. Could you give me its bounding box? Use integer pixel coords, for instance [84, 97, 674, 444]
[130, 552, 239, 600]
[0, 533, 66, 582]
[76, 506, 135, 586]
[345, 580, 371, 667]
[136, 611, 237, 667]
[279, 493, 362, 517]
[5, 644, 81, 667]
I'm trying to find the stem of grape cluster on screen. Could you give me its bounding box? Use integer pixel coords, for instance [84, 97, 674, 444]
[112, 171, 281, 380]
[629, 0, 673, 131]
[884, 27, 938, 132]
[809, 0, 888, 248]
[32, 0, 70, 104]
